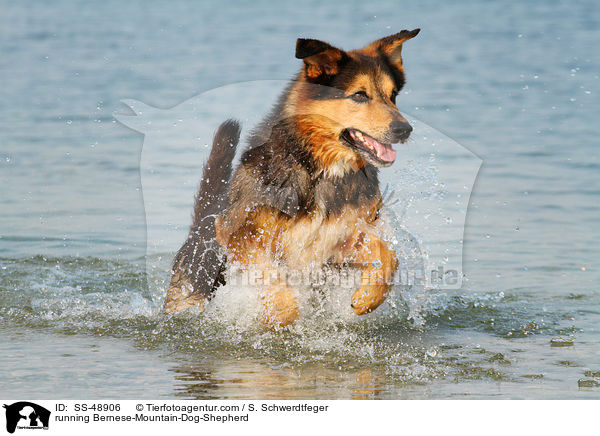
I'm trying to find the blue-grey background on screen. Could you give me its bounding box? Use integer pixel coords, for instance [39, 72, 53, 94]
[0, 0, 598, 399]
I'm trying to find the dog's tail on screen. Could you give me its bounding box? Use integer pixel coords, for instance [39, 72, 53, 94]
[164, 120, 241, 314]
[191, 119, 241, 228]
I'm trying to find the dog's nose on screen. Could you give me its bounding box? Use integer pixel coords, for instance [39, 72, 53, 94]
[390, 121, 412, 142]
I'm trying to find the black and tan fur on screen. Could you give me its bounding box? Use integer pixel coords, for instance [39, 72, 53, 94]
[164, 29, 420, 326]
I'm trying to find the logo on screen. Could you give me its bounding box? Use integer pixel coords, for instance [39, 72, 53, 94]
[3, 402, 50, 434]
[115, 81, 481, 293]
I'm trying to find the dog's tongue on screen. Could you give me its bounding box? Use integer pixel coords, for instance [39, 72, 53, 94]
[365, 135, 396, 162]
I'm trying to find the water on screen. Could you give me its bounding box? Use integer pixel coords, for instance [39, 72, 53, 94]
[1, 0, 599, 399]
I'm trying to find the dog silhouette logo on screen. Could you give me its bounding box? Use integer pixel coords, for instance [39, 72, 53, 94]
[3, 402, 50, 433]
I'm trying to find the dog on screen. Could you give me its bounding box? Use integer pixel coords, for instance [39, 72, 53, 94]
[164, 29, 420, 327]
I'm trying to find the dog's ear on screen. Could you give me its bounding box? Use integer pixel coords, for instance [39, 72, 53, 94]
[296, 38, 347, 80]
[366, 28, 420, 71]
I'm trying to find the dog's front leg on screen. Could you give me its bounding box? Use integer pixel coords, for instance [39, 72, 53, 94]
[239, 253, 299, 328]
[260, 279, 299, 328]
[344, 231, 398, 315]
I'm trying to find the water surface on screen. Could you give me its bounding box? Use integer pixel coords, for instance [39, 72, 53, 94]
[1, 0, 599, 399]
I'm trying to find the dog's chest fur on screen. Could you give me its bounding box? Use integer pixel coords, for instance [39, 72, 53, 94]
[312, 167, 380, 217]
[276, 166, 382, 267]
[222, 132, 383, 267]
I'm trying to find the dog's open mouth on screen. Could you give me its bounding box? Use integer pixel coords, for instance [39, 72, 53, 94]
[341, 128, 397, 165]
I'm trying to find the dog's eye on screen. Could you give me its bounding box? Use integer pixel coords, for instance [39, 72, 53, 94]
[390, 90, 398, 104]
[350, 91, 369, 103]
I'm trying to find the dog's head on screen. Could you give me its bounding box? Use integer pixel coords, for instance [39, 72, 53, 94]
[289, 29, 419, 174]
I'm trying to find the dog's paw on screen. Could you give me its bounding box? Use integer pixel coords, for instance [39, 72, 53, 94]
[351, 285, 388, 315]
[261, 285, 298, 328]
[163, 284, 206, 314]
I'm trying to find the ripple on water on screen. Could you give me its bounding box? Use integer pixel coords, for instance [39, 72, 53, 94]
[0, 255, 588, 392]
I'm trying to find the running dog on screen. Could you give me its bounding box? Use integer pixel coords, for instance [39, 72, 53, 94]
[164, 29, 420, 326]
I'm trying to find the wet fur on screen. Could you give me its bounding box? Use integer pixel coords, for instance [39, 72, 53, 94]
[165, 30, 420, 325]
[163, 121, 240, 313]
